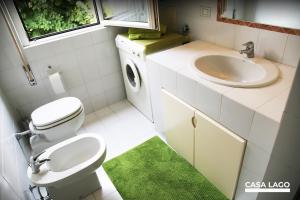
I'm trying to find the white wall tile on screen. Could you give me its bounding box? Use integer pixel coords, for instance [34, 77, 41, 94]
[215, 22, 236, 49]
[234, 26, 260, 52]
[175, 0, 217, 43]
[69, 31, 94, 50]
[176, 72, 197, 107]
[190, 19, 217, 43]
[220, 96, 255, 139]
[194, 82, 222, 121]
[29, 56, 61, 81]
[285, 65, 300, 118]
[249, 112, 279, 153]
[98, 56, 121, 77]
[256, 90, 289, 122]
[86, 79, 106, 97]
[68, 85, 89, 100]
[282, 35, 300, 67]
[102, 73, 124, 91]
[91, 28, 109, 44]
[60, 65, 84, 90]
[94, 40, 119, 60]
[160, 66, 177, 95]
[78, 61, 102, 83]
[242, 142, 271, 179]
[90, 93, 108, 111]
[0, 67, 29, 93]
[257, 30, 288, 62]
[105, 85, 126, 105]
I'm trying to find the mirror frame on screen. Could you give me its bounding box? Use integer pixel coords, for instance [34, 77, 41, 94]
[217, 0, 300, 35]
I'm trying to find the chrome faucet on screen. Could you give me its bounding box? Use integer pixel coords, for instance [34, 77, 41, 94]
[29, 151, 50, 174]
[239, 41, 254, 58]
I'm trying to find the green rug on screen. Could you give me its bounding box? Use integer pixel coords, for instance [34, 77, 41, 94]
[103, 136, 228, 200]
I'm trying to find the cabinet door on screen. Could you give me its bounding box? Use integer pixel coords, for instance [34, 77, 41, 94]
[194, 110, 246, 200]
[97, 0, 159, 30]
[161, 89, 195, 165]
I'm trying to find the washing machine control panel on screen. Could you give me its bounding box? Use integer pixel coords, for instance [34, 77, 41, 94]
[116, 35, 145, 59]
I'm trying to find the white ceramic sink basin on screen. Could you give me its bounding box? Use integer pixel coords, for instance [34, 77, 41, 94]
[193, 54, 279, 87]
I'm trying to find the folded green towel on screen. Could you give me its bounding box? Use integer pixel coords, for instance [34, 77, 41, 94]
[128, 24, 167, 40]
[128, 32, 162, 40]
[128, 24, 167, 34]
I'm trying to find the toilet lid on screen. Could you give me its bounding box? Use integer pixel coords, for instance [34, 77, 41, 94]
[31, 97, 82, 127]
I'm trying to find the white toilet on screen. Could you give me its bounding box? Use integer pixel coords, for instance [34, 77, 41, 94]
[28, 134, 106, 200]
[29, 97, 85, 153]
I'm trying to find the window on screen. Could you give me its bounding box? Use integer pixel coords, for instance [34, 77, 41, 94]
[2, 0, 159, 45]
[101, 0, 148, 23]
[13, 0, 99, 40]
[99, 0, 159, 30]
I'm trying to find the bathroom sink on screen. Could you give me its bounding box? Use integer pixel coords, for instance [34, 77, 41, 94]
[192, 55, 279, 87]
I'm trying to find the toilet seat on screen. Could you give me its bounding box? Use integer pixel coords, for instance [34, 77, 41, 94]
[31, 97, 83, 130]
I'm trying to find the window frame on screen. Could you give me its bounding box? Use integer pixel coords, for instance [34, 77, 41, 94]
[97, 0, 159, 30]
[13, 0, 101, 42]
[3, 0, 159, 47]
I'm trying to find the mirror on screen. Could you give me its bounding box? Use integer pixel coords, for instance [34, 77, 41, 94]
[217, 0, 300, 35]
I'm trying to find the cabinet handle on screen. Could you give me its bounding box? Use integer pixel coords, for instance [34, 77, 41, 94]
[192, 116, 197, 128]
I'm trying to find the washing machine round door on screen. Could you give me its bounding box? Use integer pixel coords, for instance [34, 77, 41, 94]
[125, 59, 141, 93]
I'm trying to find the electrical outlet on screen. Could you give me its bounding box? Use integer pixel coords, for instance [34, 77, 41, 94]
[200, 5, 211, 17]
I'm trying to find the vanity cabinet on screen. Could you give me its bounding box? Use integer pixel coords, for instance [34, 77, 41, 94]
[194, 110, 246, 199]
[161, 89, 246, 200]
[161, 88, 195, 165]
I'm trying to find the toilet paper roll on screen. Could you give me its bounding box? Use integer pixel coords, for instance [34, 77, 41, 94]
[48, 72, 65, 94]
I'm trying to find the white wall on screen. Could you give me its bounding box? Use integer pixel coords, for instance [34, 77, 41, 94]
[160, 0, 300, 68]
[0, 12, 126, 118]
[257, 62, 300, 200]
[0, 87, 33, 200]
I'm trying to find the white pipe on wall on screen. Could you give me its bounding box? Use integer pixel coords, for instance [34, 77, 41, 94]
[0, 0, 37, 86]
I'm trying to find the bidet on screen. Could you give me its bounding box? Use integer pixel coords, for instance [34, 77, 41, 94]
[27, 134, 106, 200]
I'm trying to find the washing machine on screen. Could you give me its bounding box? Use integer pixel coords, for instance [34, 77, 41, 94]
[115, 33, 185, 121]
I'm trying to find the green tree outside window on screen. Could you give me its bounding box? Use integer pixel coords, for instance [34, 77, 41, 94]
[14, 0, 98, 39]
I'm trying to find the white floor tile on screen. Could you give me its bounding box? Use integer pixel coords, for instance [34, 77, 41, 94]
[81, 100, 159, 200]
[93, 167, 117, 200]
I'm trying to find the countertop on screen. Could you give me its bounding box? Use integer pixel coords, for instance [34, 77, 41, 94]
[147, 40, 295, 123]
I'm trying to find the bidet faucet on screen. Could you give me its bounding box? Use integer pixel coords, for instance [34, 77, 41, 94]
[239, 41, 254, 58]
[30, 151, 50, 174]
